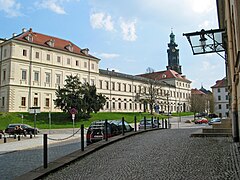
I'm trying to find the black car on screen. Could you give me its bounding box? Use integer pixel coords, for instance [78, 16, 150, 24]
[208, 113, 218, 118]
[5, 124, 39, 135]
[86, 120, 133, 145]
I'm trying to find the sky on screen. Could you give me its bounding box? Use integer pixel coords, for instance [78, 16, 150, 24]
[0, 0, 226, 90]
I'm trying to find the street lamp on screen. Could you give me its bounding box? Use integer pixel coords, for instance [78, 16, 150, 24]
[183, 28, 226, 59]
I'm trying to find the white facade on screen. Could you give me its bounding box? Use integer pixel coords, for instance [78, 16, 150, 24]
[211, 78, 229, 118]
[0, 29, 191, 113]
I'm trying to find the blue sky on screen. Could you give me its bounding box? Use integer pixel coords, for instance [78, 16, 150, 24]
[0, 0, 225, 90]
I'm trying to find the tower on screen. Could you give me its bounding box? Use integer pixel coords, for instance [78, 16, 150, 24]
[166, 30, 182, 74]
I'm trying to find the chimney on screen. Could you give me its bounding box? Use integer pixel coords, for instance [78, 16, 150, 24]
[29, 28, 32, 32]
[22, 28, 27, 33]
[12, 33, 17, 37]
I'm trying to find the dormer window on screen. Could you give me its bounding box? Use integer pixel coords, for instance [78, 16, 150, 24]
[81, 48, 89, 55]
[25, 34, 33, 42]
[162, 74, 167, 78]
[66, 43, 73, 52]
[46, 39, 55, 47]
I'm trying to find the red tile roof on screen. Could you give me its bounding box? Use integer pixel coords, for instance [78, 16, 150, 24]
[211, 78, 227, 88]
[13, 28, 99, 60]
[137, 69, 191, 82]
[191, 88, 206, 95]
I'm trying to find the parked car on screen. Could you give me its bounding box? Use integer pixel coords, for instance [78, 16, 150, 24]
[138, 119, 160, 130]
[5, 124, 39, 135]
[208, 113, 218, 118]
[194, 118, 208, 124]
[208, 118, 221, 125]
[86, 120, 133, 145]
[195, 112, 208, 118]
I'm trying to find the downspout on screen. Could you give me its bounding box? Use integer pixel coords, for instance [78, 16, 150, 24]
[225, 0, 239, 142]
[28, 46, 33, 111]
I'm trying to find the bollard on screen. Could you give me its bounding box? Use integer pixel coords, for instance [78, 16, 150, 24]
[134, 116, 137, 132]
[165, 119, 168, 129]
[157, 117, 160, 128]
[30, 133, 32, 139]
[144, 116, 146, 130]
[122, 117, 125, 136]
[105, 119, 108, 141]
[4, 137, 7, 143]
[162, 118, 164, 128]
[43, 134, 48, 169]
[151, 116, 154, 128]
[14, 134, 16, 139]
[0, 134, 2, 139]
[18, 135, 20, 141]
[81, 124, 84, 151]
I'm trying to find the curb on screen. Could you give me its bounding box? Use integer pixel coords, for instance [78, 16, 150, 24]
[14, 128, 165, 180]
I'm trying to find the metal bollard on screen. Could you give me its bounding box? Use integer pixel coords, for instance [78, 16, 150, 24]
[165, 119, 168, 129]
[4, 137, 7, 143]
[134, 116, 137, 132]
[18, 135, 20, 141]
[122, 117, 125, 136]
[162, 118, 164, 128]
[43, 134, 48, 169]
[0, 134, 2, 139]
[105, 119, 108, 141]
[144, 116, 146, 130]
[30, 133, 32, 139]
[151, 116, 154, 128]
[14, 134, 16, 139]
[81, 124, 84, 151]
[157, 117, 160, 128]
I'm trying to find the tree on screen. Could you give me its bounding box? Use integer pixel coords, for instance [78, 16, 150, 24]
[54, 75, 106, 119]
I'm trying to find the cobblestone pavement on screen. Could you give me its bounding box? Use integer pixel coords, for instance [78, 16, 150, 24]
[0, 131, 84, 180]
[45, 129, 240, 180]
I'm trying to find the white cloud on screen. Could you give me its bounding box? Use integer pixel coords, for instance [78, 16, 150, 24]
[186, 0, 215, 14]
[99, 53, 120, 59]
[35, 0, 76, 14]
[201, 60, 216, 71]
[0, 0, 22, 17]
[90, 12, 114, 31]
[120, 18, 137, 41]
[198, 20, 211, 29]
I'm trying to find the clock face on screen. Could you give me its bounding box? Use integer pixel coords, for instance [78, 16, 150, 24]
[172, 49, 175, 52]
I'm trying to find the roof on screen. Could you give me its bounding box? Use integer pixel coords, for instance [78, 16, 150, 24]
[137, 69, 191, 83]
[191, 88, 206, 95]
[211, 78, 227, 88]
[12, 28, 99, 60]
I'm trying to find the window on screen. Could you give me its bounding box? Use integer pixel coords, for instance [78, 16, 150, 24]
[34, 71, 39, 82]
[218, 104, 222, 109]
[112, 102, 115, 109]
[218, 96, 221, 101]
[99, 80, 103, 89]
[226, 104, 229, 109]
[22, 70, 27, 80]
[106, 102, 109, 109]
[3, 49, 7, 57]
[118, 83, 121, 91]
[129, 84, 131, 92]
[57, 56, 61, 63]
[112, 82, 115, 90]
[2, 97, 5, 107]
[134, 85, 137, 93]
[130, 103, 132, 110]
[91, 63, 94, 70]
[76, 60, 79, 66]
[118, 102, 121, 109]
[45, 73, 50, 83]
[34, 97, 38, 106]
[3, 70, 6, 81]
[67, 58, 71, 65]
[35, 52, 39, 59]
[135, 103, 137, 110]
[106, 81, 109, 90]
[23, 49, 27, 56]
[226, 95, 228, 100]
[123, 84, 126, 92]
[45, 98, 50, 107]
[91, 79, 95, 86]
[47, 54, 50, 61]
[84, 62, 87, 68]
[225, 88, 228, 92]
[124, 103, 127, 109]
[56, 74, 61, 84]
[21, 97, 26, 106]
[217, 88, 221, 93]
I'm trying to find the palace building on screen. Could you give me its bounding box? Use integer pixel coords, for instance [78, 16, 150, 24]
[0, 28, 191, 113]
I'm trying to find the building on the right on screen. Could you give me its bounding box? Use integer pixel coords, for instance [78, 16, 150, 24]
[216, 0, 240, 142]
[211, 77, 229, 118]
